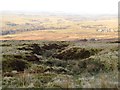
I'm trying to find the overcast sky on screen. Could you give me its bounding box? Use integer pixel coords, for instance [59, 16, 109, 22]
[0, 0, 119, 15]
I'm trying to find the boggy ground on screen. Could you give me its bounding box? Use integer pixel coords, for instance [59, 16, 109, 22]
[1, 39, 119, 88]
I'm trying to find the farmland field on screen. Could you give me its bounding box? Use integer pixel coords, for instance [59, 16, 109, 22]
[0, 13, 118, 40]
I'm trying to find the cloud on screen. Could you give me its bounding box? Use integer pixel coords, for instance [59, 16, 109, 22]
[0, 0, 118, 14]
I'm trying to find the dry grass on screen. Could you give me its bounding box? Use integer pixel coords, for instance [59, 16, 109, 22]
[0, 14, 118, 40]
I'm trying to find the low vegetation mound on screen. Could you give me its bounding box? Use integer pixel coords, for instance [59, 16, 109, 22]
[53, 47, 101, 60]
[17, 42, 70, 57]
[41, 42, 69, 50]
[3, 59, 29, 72]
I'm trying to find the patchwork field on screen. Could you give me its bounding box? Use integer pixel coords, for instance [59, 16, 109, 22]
[0, 13, 118, 40]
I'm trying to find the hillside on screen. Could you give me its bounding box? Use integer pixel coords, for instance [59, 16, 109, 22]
[1, 13, 119, 89]
[0, 13, 118, 40]
[2, 40, 119, 88]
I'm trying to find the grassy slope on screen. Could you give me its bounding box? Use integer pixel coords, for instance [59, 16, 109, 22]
[1, 14, 119, 88]
[1, 40, 119, 88]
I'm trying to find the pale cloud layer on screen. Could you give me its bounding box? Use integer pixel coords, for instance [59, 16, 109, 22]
[0, 0, 119, 15]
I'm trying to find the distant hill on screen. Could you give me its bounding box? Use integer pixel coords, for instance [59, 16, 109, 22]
[0, 12, 118, 40]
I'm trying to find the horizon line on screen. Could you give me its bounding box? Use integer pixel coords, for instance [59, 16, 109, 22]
[0, 10, 117, 16]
